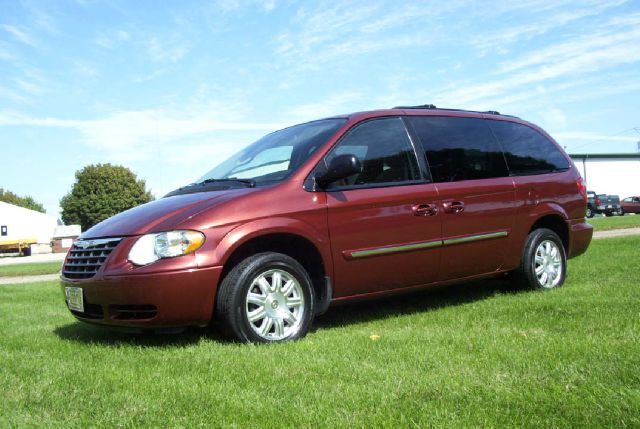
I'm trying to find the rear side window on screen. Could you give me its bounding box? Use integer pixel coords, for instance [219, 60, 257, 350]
[408, 116, 509, 182]
[323, 117, 421, 189]
[488, 120, 570, 175]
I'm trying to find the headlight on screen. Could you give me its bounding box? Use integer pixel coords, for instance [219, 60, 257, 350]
[128, 230, 205, 266]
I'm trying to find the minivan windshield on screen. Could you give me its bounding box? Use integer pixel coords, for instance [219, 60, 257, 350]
[196, 118, 346, 186]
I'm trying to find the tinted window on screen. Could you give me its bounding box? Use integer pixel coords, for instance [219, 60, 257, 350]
[488, 120, 570, 175]
[408, 116, 508, 182]
[323, 117, 421, 189]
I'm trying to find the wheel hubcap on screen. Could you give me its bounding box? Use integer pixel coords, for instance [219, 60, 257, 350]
[534, 240, 563, 288]
[245, 269, 305, 340]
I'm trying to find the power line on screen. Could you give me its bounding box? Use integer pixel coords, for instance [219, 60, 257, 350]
[571, 126, 640, 150]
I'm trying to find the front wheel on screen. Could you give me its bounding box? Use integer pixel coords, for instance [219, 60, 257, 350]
[513, 228, 567, 290]
[586, 207, 594, 218]
[216, 252, 315, 343]
[618, 208, 624, 216]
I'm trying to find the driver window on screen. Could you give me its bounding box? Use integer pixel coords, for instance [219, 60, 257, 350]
[323, 117, 420, 189]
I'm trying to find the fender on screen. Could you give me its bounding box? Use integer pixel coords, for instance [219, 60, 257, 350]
[212, 216, 334, 279]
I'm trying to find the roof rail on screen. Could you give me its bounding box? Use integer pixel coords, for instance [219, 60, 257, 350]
[393, 104, 437, 109]
[392, 104, 516, 118]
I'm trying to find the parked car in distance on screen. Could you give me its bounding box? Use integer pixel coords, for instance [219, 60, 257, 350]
[61, 105, 593, 343]
[586, 191, 596, 218]
[596, 194, 622, 217]
[586, 191, 622, 217]
[621, 196, 640, 214]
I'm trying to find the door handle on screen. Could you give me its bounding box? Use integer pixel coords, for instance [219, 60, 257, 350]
[412, 204, 438, 217]
[442, 201, 465, 214]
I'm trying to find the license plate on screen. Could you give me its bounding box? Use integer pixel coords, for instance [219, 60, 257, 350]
[65, 287, 84, 312]
[607, 205, 612, 209]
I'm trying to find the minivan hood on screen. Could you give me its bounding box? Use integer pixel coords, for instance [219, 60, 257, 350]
[81, 188, 255, 238]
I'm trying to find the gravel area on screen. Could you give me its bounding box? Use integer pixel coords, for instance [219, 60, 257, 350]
[0, 274, 60, 285]
[0, 253, 66, 266]
[593, 227, 640, 239]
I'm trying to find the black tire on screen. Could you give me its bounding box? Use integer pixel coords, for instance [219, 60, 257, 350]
[22, 246, 32, 257]
[512, 228, 567, 290]
[605, 212, 613, 217]
[215, 252, 315, 343]
[586, 207, 594, 218]
[618, 208, 624, 216]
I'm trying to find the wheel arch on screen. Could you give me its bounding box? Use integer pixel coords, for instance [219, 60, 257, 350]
[214, 218, 333, 314]
[528, 213, 569, 252]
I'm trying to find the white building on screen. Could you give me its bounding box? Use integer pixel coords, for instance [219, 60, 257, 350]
[0, 201, 58, 244]
[570, 153, 640, 199]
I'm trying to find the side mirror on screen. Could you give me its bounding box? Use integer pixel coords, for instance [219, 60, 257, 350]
[315, 154, 361, 188]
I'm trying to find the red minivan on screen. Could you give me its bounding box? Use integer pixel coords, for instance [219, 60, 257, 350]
[61, 106, 593, 342]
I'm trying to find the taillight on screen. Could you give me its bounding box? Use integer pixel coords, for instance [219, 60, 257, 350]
[596, 197, 601, 205]
[576, 178, 587, 203]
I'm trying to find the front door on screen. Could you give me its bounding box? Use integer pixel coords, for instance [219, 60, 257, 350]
[320, 117, 442, 298]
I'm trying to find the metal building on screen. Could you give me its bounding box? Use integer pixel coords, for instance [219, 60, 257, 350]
[570, 153, 640, 199]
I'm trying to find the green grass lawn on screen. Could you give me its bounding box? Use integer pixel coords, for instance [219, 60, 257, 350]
[0, 261, 62, 277]
[1, 237, 639, 427]
[589, 213, 640, 231]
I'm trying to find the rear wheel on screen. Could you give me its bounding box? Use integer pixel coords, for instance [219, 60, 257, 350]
[513, 228, 566, 290]
[618, 208, 624, 216]
[216, 252, 315, 343]
[586, 207, 594, 218]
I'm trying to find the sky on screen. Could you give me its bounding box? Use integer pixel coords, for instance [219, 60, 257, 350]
[1, 0, 639, 217]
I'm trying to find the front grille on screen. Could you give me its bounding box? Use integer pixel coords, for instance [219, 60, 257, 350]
[63, 237, 122, 279]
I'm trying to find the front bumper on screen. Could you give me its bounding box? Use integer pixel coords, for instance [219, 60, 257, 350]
[566, 218, 593, 258]
[60, 266, 223, 328]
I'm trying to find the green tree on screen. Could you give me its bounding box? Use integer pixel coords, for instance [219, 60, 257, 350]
[0, 188, 46, 213]
[60, 164, 154, 231]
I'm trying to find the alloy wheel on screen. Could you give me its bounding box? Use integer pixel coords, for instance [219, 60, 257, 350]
[534, 240, 563, 288]
[245, 269, 305, 340]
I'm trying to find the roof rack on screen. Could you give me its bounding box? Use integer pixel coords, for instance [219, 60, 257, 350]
[393, 104, 437, 110]
[392, 104, 517, 118]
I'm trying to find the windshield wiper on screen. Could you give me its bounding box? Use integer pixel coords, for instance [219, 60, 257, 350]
[198, 177, 256, 188]
[165, 177, 256, 197]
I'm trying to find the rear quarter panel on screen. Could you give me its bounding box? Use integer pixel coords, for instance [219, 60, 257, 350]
[505, 169, 585, 270]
